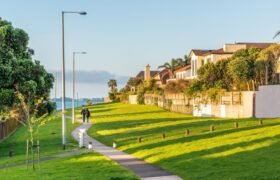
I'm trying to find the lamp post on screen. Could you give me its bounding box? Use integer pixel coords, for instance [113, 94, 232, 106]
[61, 11, 87, 149]
[72, 52, 86, 124]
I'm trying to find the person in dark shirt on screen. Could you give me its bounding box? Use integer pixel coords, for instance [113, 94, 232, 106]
[85, 108, 91, 123]
[81, 107, 86, 123]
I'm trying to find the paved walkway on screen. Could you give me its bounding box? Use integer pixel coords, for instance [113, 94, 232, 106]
[71, 122, 182, 180]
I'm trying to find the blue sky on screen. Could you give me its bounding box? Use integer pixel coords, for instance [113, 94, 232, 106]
[1, 0, 280, 97]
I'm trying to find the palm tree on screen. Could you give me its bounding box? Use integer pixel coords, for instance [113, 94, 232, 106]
[273, 31, 280, 39]
[107, 79, 117, 92]
[158, 58, 185, 78]
[184, 55, 191, 65]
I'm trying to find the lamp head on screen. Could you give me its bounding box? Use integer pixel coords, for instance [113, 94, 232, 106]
[79, 11, 87, 15]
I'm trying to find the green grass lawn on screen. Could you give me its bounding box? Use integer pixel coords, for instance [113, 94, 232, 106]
[0, 152, 138, 180]
[0, 115, 79, 166]
[0, 112, 139, 179]
[84, 103, 280, 179]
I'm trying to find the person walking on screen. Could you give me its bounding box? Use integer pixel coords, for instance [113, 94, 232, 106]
[85, 108, 91, 123]
[81, 107, 86, 123]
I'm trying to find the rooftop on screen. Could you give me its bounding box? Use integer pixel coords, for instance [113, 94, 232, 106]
[136, 71, 159, 78]
[174, 65, 191, 73]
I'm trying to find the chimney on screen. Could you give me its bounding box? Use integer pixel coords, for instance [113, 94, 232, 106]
[144, 64, 151, 81]
[223, 44, 227, 52]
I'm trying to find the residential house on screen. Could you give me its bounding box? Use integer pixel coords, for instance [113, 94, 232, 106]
[189, 42, 273, 79]
[167, 65, 192, 83]
[136, 64, 170, 88]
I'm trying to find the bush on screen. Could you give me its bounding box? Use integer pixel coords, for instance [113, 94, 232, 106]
[164, 79, 189, 94]
[86, 99, 93, 106]
[36, 101, 56, 117]
[0, 89, 15, 107]
[137, 86, 145, 104]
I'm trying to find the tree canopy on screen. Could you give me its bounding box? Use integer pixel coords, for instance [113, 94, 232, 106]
[0, 18, 54, 115]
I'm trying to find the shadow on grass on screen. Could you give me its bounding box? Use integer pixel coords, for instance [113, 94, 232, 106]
[90, 108, 116, 114]
[0, 118, 78, 165]
[91, 117, 264, 144]
[90, 117, 208, 143]
[153, 135, 280, 179]
[0, 152, 139, 180]
[124, 122, 280, 153]
[92, 110, 168, 119]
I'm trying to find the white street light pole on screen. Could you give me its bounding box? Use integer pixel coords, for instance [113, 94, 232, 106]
[61, 11, 87, 149]
[72, 52, 86, 124]
[54, 72, 57, 102]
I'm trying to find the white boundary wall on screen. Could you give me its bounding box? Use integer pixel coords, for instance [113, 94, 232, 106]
[193, 91, 255, 118]
[256, 85, 280, 118]
[128, 95, 138, 104]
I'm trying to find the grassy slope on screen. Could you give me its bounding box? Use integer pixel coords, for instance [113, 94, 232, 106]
[0, 115, 79, 166]
[0, 152, 138, 180]
[85, 103, 280, 179]
[0, 113, 139, 180]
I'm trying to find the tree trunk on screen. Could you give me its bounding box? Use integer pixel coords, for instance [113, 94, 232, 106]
[252, 80, 255, 91]
[246, 82, 250, 91]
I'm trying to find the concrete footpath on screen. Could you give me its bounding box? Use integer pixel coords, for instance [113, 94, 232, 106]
[71, 122, 182, 180]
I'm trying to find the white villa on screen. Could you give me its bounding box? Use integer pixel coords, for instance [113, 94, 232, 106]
[170, 42, 273, 81]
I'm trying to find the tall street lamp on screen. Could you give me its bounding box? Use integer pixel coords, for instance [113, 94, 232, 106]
[61, 11, 87, 149]
[72, 51, 86, 124]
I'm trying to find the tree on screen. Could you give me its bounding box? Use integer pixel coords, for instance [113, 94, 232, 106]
[86, 99, 93, 106]
[197, 62, 218, 88]
[254, 60, 267, 85]
[16, 92, 56, 170]
[107, 79, 119, 102]
[126, 77, 142, 89]
[185, 80, 205, 98]
[107, 79, 117, 92]
[184, 55, 191, 65]
[228, 57, 252, 90]
[165, 79, 189, 94]
[258, 44, 280, 84]
[158, 58, 185, 78]
[0, 18, 55, 116]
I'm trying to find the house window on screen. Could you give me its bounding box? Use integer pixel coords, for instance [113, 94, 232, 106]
[191, 59, 197, 76]
[194, 59, 197, 76]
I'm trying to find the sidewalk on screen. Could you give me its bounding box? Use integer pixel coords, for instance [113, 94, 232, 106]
[71, 122, 182, 180]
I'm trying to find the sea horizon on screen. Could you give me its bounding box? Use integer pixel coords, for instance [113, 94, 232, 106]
[54, 98, 104, 110]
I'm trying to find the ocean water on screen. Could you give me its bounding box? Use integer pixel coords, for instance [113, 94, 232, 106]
[55, 99, 103, 110]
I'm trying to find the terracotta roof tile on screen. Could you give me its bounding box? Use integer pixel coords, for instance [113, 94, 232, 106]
[174, 65, 191, 73]
[191, 49, 214, 56]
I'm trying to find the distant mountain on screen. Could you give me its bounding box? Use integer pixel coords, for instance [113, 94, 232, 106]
[52, 97, 104, 102]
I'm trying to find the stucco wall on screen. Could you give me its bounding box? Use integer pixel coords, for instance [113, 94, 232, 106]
[223, 44, 246, 52]
[256, 85, 280, 118]
[128, 95, 138, 104]
[193, 91, 255, 118]
[212, 54, 232, 64]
